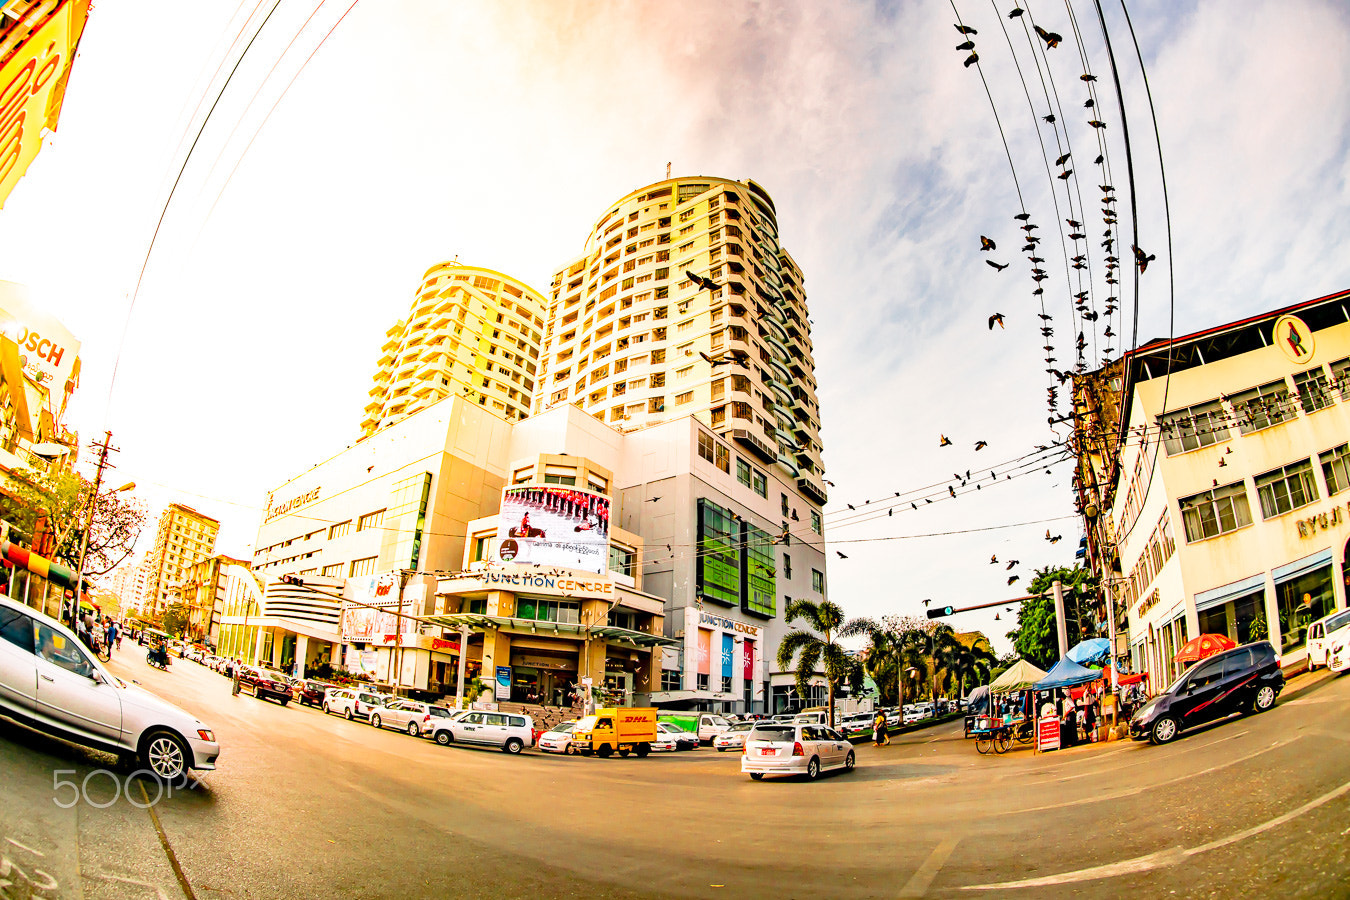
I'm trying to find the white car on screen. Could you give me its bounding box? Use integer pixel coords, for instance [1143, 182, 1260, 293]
[656, 722, 699, 751]
[431, 710, 534, 754]
[741, 722, 855, 781]
[650, 731, 679, 752]
[537, 721, 579, 754]
[324, 688, 390, 721]
[714, 721, 755, 751]
[1307, 609, 1350, 669]
[369, 699, 456, 737]
[0, 596, 220, 782]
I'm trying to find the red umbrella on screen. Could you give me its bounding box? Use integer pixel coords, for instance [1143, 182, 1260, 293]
[1173, 633, 1236, 664]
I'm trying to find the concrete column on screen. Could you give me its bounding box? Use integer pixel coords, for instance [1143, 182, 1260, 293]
[294, 634, 309, 678]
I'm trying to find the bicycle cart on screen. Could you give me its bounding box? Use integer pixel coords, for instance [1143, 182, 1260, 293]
[970, 716, 1015, 754]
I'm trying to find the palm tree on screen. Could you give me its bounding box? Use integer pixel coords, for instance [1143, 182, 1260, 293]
[777, 598, 861, 728]
[946, 639, 999, 698]
[910, 624, 964, 704]
[841, 616, 922, 712]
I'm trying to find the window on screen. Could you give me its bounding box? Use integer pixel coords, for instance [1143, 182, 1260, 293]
[609, 545, 635, 577]
[1231, 380, 1295, 433]
[752, 470, 767, 498]
[1321, 444, 1350, 496]
[1179, 481, 1253, 542]
[1276, 564, 1334, 652]
[736, 458, 752, 488]
[319, 563, 341, 577]
[661, 669, 682, 691]
[812, 569, 824, 593]
[515, 598, 580, 624]
[1160, 400, 1229, 455]
[810, 510, 822, 535]
[544, 474, 577, 485]
[697, 431, 729, 473]
[722, 675, 733, 694]
[783, 554, 792, 578]
[697, 673, 710, 691]
[329, 521, 352, 540]
[1255, 460, 1318, 518]
[675, 391, 693, 406]
[349, 556, 377, 577]
[34, 623, 92, 678]
[357, 509, 386, 532]
[0, 605, 33, 652]
[1293, 366, 1332, 413]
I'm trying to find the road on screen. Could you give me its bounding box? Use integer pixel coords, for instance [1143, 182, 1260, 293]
[1, 645, 1348, 899]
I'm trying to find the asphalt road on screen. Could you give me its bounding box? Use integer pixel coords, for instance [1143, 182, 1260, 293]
[1, 646, 1348, 899]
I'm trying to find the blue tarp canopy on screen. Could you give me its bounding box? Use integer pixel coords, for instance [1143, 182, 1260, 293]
[1066, 638, 1111, 666]
[1033, 657, 1104, 690]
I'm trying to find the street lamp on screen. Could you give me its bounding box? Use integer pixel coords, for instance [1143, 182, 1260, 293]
[72, 480, 135, 624]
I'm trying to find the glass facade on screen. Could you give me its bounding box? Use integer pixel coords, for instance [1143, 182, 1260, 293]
[742, 522, 776, 618]
[1275, 564, 1334, 653]
[696, 499, 740, 606]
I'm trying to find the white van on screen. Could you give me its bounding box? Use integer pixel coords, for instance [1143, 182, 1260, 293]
[792, 711, 829, 727]
[431, 710, 534, 754]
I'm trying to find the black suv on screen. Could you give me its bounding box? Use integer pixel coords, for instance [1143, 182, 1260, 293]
[1130, 641, 1283, 744]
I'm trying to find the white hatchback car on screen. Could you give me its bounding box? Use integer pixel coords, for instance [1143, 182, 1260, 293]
[714, 721, 755, 751]
[1307, 609, 1350, 669]
[741, 722, 855, 780]
[431, 710, 535, 754]
[369, 699, 456, 737]
[537, 721, 579, 754]
[0, 597, 220, 781]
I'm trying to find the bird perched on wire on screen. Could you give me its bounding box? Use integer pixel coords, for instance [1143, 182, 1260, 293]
[1034, 24, 1062, 47]
[956, 40, 975, 50]
[1088, 120, 1106, 129]
[1042, 114, 1056, 124]
[988, 314, 1005, 330]
[994, 613, 1001, 621]
[955, 23, 977, 34]
[964, 52, 979, 67]
[980, 235, 996, 251]
[1081, 73, 1097, 82]
[987, 260, 1009, 272]
[948, 486, 957, 498]
[1008, 6, 1024, 17]
[1055, 153, 1070, 166]
[1014, 212, 1030, 221]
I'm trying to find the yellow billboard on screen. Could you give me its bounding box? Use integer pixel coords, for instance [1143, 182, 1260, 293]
[0, 0, 74, 210]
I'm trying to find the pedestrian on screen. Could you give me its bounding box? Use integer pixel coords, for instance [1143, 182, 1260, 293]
[873, 709, 889, 746]
[1083, 693, 1098, 742]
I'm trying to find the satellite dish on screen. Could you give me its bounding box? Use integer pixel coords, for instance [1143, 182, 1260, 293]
[29, 442, 70, 458]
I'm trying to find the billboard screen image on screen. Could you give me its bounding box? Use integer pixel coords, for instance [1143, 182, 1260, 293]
[493, 485, 611, 574]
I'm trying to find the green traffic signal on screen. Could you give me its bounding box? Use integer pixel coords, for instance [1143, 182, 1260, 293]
[927, 605, 955, 619]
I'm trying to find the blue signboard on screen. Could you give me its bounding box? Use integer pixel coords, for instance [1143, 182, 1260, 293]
[721, 633, 734, 678]
[495, 665, 512, 700]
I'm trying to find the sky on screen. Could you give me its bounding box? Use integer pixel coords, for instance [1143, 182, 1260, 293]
[1, 0, 1348, 654]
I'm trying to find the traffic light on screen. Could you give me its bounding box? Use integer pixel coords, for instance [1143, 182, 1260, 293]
[927, 605, 955, 619]
[279, 574, 304, 586]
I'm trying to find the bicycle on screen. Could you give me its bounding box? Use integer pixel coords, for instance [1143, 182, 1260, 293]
[90, 635, 112, 663]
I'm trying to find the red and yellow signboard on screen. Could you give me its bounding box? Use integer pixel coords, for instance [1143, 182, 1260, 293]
[1, 0, 75, 209]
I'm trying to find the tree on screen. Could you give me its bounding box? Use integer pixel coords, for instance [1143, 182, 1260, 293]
[0, 467, 145, 575]
[1006, 565, 1099, 669]
[841, 615, 924, 711]
[910, 623, 966, 703]
[945, 639, 999, 697]
[163, 602, 190, 638]
[777, 598, 863, 728]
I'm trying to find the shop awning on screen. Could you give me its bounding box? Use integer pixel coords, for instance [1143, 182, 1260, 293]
[988, 659, 1048, 693]
[421, 613, 678, 647]
[0, 539, 75, 588]
[1033, 657, 1104, 691]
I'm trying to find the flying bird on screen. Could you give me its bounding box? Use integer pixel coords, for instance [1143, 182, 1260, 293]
[980, 235, 996, 251]
[1034, 24, 1062, 47]
[987, 260, 1009, 272]
[990, 555, 998, 564]
[1006, 560, 1019, 570]
[1007, 575, 1020, 585]
[836, 551, 849, 559]
[1132, 244, 1156, 273]
[939, 434, 953, 446]
[988, 314, 1005, 330]
[685, 270, 720, 291]
[923, 599, 932, 607]
[975, 440, 988, 450]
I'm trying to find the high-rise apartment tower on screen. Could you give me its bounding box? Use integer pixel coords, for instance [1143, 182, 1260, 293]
[360, 263, 548, 438]
[144, 504, 219, 613]
[538, 177, 826, 504]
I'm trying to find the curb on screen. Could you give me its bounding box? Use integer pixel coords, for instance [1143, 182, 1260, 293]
[1278, 667, 1338, 704]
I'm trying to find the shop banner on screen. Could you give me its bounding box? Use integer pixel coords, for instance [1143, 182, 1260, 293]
[359, 650, 378, 676]
[721, 633, 734, 678]
[495, 665, 512, 700]
[1037, 715, 1060, 752]
[697, 628, 711, 675]
[0, 281, 81, 394]
[493, 485, 610, 574]
[743, 639, 754, 681]
[341, 572, 420, 645]
[0, 1, 74, 210]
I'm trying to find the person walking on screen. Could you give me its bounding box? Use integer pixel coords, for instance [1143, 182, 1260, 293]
[873, 709, 890, 747]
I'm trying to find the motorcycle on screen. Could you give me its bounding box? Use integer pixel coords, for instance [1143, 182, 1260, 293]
[147, 645, 171, 670]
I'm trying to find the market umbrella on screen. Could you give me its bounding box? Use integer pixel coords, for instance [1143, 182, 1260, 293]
[1173, 633, 1236, 665]
[1101, 665, 1147, 686]
[1033, 657, 1104, 691]
[1066, 638, 1111, 666]
[988, 659, 1049, 693]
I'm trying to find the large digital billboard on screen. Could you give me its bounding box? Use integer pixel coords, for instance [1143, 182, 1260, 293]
[493, 485, 611, 575]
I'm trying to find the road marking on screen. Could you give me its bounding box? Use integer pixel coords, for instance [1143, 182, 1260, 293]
[4, 839, 42, 857]
[961, 778, 1350, 890]
[1024, 730, 1247, 785]
[138, 781, 197, 900]
[1005, 737, 1293, 814]
[898, 837, 960, 897]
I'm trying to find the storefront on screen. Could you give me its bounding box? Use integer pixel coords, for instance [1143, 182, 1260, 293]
[1272, 549, 1336, 656]
[1, 539, 76, 621]
[1195, 575, 1267, 647]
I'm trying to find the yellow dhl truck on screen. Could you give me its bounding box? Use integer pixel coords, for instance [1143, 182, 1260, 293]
[571, 707, 657, 758]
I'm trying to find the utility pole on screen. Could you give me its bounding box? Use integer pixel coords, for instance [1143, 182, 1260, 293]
[1052, 580, 1069, 658]
[73, 431, 115, 626]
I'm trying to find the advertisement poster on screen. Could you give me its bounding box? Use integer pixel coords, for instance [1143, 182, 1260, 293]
[743, 639, 755, 681]
[341, 573, 420, 645]
[0, 281, 81, 391]
[495, 665, 512, 700]
[359, 650, 378, 677]
[721, 633, 734, 678]
[493, 485, 610, 574]
[1037, 715, 1061, 752]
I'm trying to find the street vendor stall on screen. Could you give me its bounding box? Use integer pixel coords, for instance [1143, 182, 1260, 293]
[969, 659, 1049, 753]
[1032, 657, 1104, 750]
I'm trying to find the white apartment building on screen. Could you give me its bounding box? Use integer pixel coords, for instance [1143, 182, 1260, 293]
[144, 504, 219, 614]
[1096, 291, 1350, 686]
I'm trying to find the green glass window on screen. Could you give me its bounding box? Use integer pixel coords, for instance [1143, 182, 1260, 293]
[697, 499, 740, 606]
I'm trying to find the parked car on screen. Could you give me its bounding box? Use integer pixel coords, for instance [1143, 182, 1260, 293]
[430, 710, 535, 754]
[656, 722, 699, 751]
[741, 722, 855, 781]
[883, 708, 903, 728]
[238, 667, 292, 705]
[650, 730, 679, 752]
[324, 688, 389, 721]
[791, 711, 828, 727]
[537, 721, 580, 754]
[713, 721, 755, 751]
[370, 700, 455, 737]
[295, 679, 331, 708]
[1130, 641, 1283, 745]
[0, 596, 220, 781]
[1307, 609, 1350, 669]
